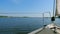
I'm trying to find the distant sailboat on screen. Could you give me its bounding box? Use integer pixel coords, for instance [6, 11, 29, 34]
[28, 0, 60, 34]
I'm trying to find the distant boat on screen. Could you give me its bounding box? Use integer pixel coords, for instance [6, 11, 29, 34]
[28, 0, 60, 34]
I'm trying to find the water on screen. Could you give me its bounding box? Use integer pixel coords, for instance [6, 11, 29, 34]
[0, 17, 60, 34]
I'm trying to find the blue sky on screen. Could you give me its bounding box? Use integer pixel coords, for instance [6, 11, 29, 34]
[0, 0, 54, 17]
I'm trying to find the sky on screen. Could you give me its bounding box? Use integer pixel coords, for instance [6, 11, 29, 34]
[0, 0, 54, 17]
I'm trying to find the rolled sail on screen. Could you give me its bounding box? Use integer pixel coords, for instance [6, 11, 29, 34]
[56, 0, 60, 16]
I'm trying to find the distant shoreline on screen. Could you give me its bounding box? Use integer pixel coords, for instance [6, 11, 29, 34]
[0, 16, 59, 18]
[0, 16, 30, 18]
[0, 16, 8, 18]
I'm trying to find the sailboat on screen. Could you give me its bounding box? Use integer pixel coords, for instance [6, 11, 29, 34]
[28, 0, 60, 34]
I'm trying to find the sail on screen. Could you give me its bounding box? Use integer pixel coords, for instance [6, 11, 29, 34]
[56, 0, 60, 16]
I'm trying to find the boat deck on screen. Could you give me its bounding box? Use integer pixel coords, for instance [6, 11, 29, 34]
[36, 28, 59, 34]
[28, 23, 60, 34]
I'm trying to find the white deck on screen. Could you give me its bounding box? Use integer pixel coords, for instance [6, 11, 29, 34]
[28, 23, 60, 34]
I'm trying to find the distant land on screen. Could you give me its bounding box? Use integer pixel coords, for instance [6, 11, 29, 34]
[0, 16, 30, 18]
[0, 16, 8, 18]
[1, 16, 60, 18]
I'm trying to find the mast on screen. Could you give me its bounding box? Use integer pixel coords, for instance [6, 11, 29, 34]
[51, 0, 55, 22]
[55, 0, 57, 16]
[53, 0, 55, 17]
[53, 0, 57, 34]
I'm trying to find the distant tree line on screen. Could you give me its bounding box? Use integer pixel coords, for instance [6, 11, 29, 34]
[0, 16, 8, 18]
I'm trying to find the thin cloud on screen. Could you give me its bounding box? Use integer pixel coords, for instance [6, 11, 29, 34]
[10, 0, 23, 4]
[11, 0, 19, 4]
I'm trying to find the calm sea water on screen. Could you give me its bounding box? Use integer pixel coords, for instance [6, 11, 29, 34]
[0, 17, 60, 34]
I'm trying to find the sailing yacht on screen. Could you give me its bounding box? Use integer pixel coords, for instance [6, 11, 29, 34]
[28, 0, 60, 34]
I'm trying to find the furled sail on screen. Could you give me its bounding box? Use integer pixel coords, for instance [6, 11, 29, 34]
[55, 0, 60, 16]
